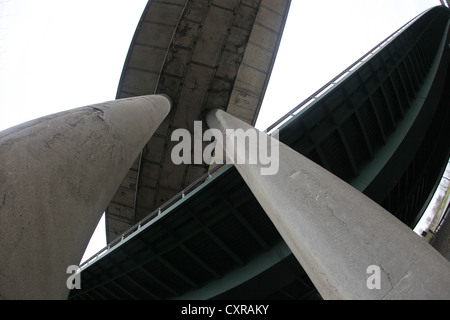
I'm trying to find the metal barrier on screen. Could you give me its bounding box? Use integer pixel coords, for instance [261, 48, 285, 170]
[79, 162, 229, 269]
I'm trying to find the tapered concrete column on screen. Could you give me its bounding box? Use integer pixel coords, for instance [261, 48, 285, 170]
[0, 95, 171, 300]
[206, 108, 450, 300]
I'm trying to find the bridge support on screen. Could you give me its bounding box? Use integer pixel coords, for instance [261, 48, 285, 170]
[206, 108, 450, 300]
[0, 95, 171, 299]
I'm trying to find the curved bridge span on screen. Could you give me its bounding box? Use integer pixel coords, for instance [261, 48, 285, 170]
[106, 0, 292, 242]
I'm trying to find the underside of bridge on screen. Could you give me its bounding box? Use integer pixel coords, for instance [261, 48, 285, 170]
[105, 0, 291, 242]
[70, 5, 450, 300]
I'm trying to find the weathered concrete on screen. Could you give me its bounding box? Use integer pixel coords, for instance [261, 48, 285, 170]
[0, 95, 171, 299]
[206, 108, 450, 300]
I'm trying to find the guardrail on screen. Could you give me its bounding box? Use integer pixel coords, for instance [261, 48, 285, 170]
[79, 162, 229, 269]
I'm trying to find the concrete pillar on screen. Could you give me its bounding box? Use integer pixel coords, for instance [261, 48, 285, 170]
[0, 95, 171, 299]
[206, 108, 450, 300]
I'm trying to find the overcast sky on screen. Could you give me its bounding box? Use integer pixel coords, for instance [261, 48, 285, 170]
[0, 0, 148, 131]
[0, 0, 444, 260]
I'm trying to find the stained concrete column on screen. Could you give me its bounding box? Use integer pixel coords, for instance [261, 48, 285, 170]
[0, 95, 171, 299]
[206, 108, 450, 300]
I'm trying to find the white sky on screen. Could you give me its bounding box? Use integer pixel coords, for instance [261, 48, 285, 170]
[0, 0, 444, 261]
[0, 0, 148, 131]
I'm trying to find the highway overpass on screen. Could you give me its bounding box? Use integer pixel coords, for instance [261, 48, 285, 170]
[69, 5, 450, 299]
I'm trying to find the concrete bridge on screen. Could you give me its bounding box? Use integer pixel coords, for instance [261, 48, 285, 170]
[71, 5, 450, 299]
[1, 2, 450, 300]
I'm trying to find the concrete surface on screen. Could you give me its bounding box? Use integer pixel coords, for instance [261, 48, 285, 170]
[0, 95, 170, 299]
[206, 108, 450, 300]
